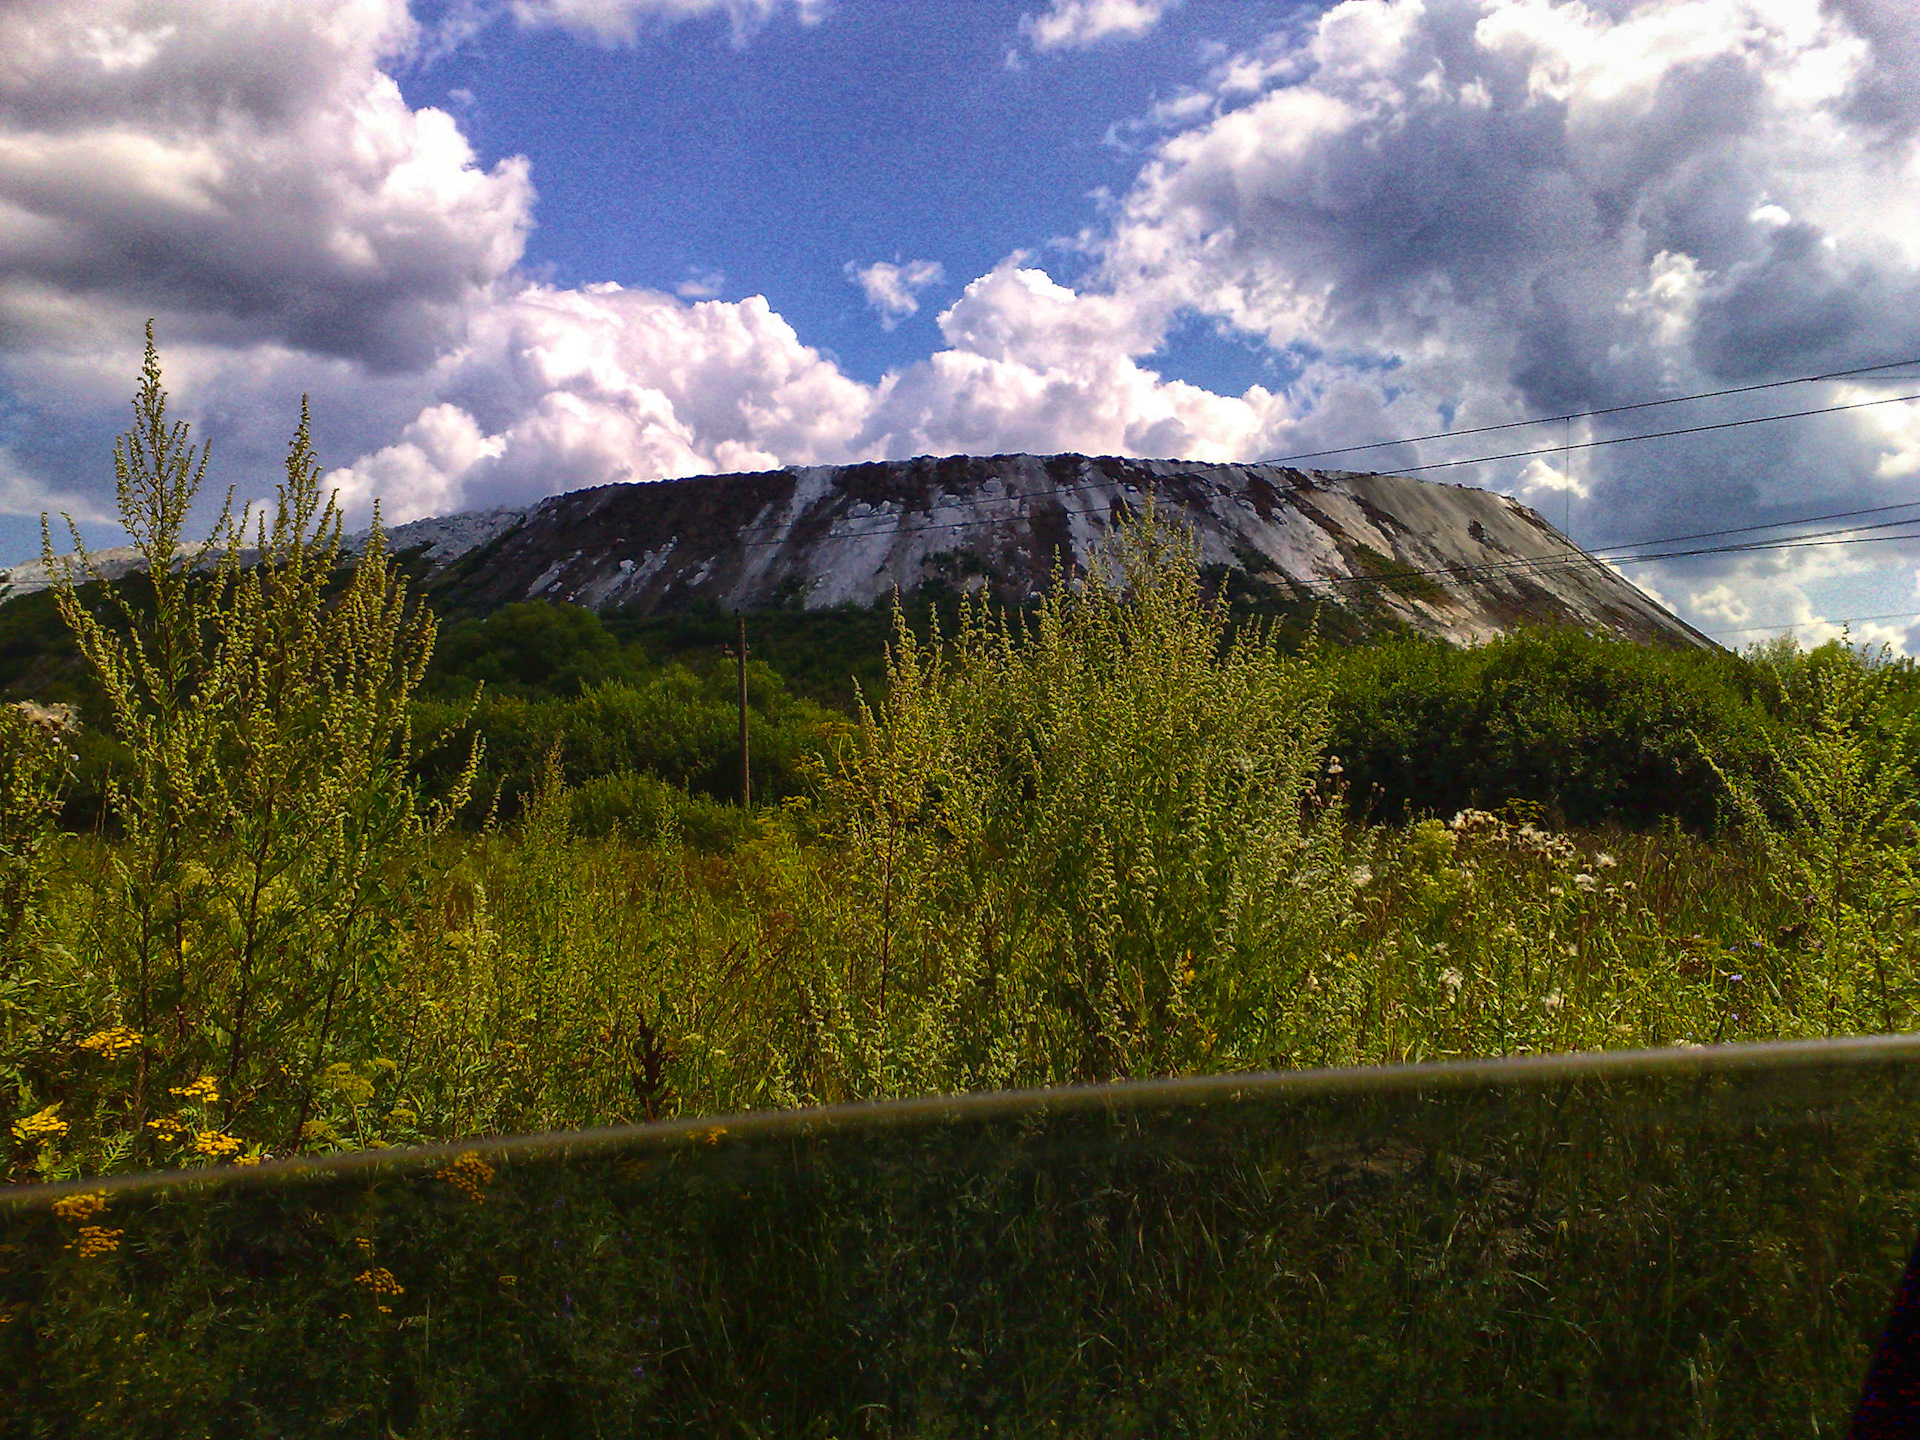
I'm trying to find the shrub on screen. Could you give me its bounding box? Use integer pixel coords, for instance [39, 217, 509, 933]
[414, 657, 839, 823]
[427, 601, 646, 700]
[796, 508, 1358, 1098]
[1326, 628, 1777, 830]
[1714, 640, 1920, 1036]
[570, 769, 753, 850]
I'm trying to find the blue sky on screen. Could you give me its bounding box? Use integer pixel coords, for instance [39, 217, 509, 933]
[2, 0, 1920, 648]
[398, 0, 1289, 390]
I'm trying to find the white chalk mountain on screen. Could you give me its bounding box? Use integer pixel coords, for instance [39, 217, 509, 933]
[2, 454, 1709, 648]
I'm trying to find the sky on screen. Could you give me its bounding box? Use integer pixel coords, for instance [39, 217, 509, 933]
[3, 0, 1920, 649]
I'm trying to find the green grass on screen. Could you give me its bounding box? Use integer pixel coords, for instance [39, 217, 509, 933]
[6, 1046, 1916, 1436]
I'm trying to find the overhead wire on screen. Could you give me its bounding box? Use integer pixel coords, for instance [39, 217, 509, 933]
[1345, 389, 1920, 478]
[1584, 498, 1920, 554]
[718, 462, 1920, 592]
[1283, 518, 1920, 597]
[1260, 356, 1920, 466]
[1706, 609, 1920, 637]
[701, 460, 1920, 622]
[716, 374, 1920, 558]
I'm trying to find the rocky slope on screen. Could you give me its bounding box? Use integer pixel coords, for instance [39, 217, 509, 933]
[421, 453, 1708, 648]
[0, 454, 1710, 648]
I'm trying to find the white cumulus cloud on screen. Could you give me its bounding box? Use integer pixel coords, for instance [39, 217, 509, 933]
[1077, 0, 1920, 643]
[1020, 0, 1178, 53]
[505, 0, 826, 46]
[0, 0, 532, 370]
[332, 283, 877, 520]
[846, 259, 945, 329]
[854, 261, 1294, 463]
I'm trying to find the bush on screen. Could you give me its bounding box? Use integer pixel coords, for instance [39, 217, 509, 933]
[794, 508, 1357, 1097]
[427, 601, 648, 700]
[3, 328, 474, 1181]
[1326, 628, 1778, 831]
[569, 769, 754, 850]
[414, 657, 841, 824]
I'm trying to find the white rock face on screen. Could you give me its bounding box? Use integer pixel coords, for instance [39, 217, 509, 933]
[0, 506, 529, 606]
[424, 453, 1712, 648]
[0, 544, 178, 606]
[347, 505, 531, 567]
[5, 455, 1710, 649]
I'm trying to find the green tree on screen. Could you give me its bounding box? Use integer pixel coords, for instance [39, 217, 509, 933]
[428, 601, 644, 700]
[0, 702, 81, 1177]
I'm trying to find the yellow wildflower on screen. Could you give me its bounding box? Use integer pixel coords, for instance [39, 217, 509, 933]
[77, 1027, 143, 1059]
[169, 1075, 219, 1104]
[232, 1153, 263, 1166]
[191, 1131, 243, 1159]
[146, 1116, 188, 1142]
[354, 1267, 404, 1297]
[12, 1104, 66, 1144]
[319, 1063, 375, 1106]
[72, 1225, 123, 1258]
[435, 1151, 494, 1203]
[52, 1191, 108, 1224]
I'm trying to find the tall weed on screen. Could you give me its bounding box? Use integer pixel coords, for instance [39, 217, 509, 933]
[4, 329, 474, 1180]
[1717, 641, 1920, 1035]
[798, 511, 1357, 1097]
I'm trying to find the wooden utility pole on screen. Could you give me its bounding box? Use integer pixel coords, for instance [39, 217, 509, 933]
[736, 612, 751, 808]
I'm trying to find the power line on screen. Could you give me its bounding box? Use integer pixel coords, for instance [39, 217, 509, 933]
[723, 464, 1920, 599]
[427, 379, 1920, 626]
[701, 472, 1920, 629]
[1707, 610, 1920, 637]
[661, 375, 1920, 562]
[729, 425, 1920, 561]
[718, 389, 1920, 560]
[1262, 356, 1920, 466]
[713, 465, 1920, 619]
[1369, 390, 1920, 478]
[1586, 498, 1920, 554]
[1621, 518, 1920, 563]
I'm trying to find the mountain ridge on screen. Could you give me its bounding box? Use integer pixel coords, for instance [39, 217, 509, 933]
[0, 453, 1711, 650]
[422, 453, 1710, 649]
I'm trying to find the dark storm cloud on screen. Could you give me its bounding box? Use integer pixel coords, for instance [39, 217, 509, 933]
[1089, 0, 1920, 640]
[0, 0, 533, 371]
